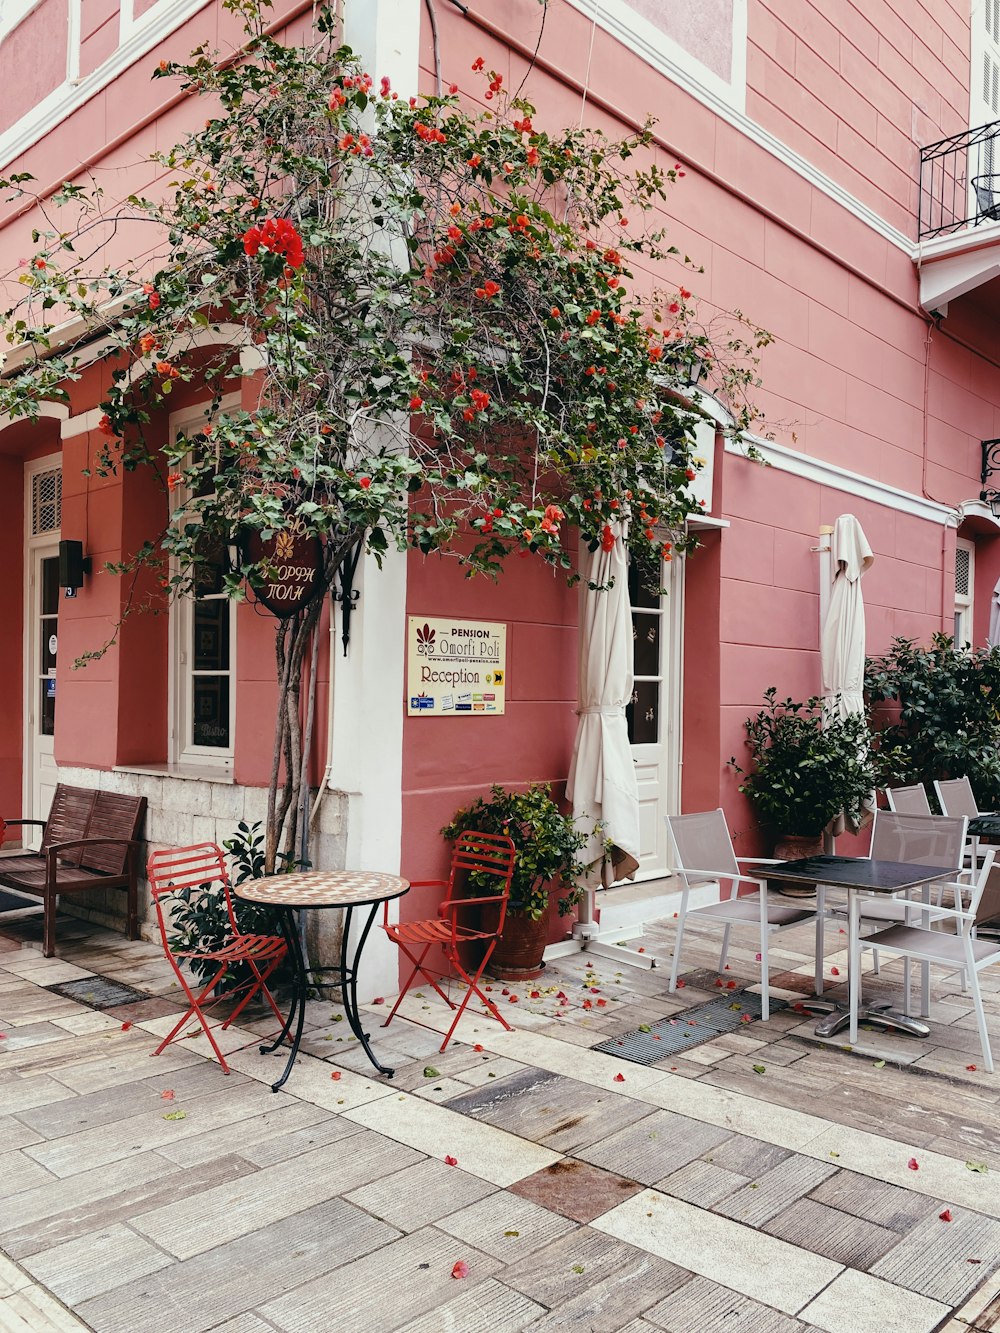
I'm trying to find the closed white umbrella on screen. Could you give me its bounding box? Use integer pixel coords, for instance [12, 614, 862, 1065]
[821, 513, 874, 834]
[988, 576, 1000, 646]
[567, 521, 641, 905]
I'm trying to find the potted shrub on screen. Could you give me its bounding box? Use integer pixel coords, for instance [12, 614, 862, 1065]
[442, 783, 590, 979]
[731, 689, 876, 858]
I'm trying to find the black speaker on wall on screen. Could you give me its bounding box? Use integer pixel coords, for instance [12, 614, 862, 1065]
[58, 539, 91, 596]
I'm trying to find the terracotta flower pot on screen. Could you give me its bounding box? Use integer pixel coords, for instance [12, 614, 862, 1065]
[770, 832, 824, 896]
[488, 909, 548, 981]
[772, 832, 824, 861]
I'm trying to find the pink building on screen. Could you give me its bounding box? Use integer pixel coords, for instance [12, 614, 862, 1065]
[2, 0, 999, 995]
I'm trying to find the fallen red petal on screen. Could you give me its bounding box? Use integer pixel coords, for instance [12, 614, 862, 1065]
[613, 1072, 625, 1082]
[714, 979, 724, 988]
[451, 1260, 469, 1279]
[160, 1089, 174, 1100]
[473, 1044, 484, 1052]
[675, 978, 685, 987]
[371, 997, 385, 1005]
[121, 1021, 134, 1031]
[444, 1155, 458, 1166]
[331, 1071, 342, 1080]
[638, 947, 646, 953]
[967, 1064, 978, 1072]
[830, 967, 840, 977]
[908, 1157, 919, 1171]
[940, 1209, 953, 1222]
[726, 980, 737, 989]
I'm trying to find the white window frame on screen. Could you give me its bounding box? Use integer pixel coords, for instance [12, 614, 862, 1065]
[168, 396, 239, 771]
[955, 536, 975, 647]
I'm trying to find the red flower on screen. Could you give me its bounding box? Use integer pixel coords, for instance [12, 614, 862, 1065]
[600, 525, 615, 552]
[358, 477, 371, 489]
[98, 414, 114, 436]
[242, 217, 305, 269]
[148, 292, 161, 309]
[380, 75, 391, 96]
[33, 258, 46, 270]
[139, 333, 158, 355]
[409, 395, 423, 410]
[472, 57, 485, 71]
[166, 472, 183, 491]
[585, 310, 601, 326]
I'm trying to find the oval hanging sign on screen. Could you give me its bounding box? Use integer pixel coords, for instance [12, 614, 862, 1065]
[241, 522, 324, 618]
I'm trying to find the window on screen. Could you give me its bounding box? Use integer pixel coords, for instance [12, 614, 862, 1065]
[955, 537, 975, 646]
[627, 559, 663, 745]
[170, 403, 237, 767]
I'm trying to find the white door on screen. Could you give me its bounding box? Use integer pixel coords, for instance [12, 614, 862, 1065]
[627, 556, 683, 877]
[970, 0, 1000, 215]
[24, 460, 62, 849]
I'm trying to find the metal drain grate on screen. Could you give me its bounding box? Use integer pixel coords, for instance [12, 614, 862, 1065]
[45, 975, 153, 1009]
[591, 990, 786, 1065]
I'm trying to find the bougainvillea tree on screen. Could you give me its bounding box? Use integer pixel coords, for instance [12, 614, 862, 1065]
[0, 3, 769, 869]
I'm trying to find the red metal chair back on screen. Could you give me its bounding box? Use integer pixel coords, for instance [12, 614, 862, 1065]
[147, 842, 239, 939]
[449, 831, 518, 936]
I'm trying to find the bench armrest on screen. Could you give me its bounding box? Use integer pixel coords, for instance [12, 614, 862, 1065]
[2, 819, 46, 828]
[46, 837, 142, 855]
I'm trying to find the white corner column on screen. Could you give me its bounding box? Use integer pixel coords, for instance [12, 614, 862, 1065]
[330, 0, 420, 1001]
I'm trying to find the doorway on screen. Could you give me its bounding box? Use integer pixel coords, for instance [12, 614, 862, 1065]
[23, 458, 61, 848]
[626, 554, 683, 878]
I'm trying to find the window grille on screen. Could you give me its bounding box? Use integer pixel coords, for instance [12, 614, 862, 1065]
[955, 544, 971, 598]
[31, 468, 61, 536]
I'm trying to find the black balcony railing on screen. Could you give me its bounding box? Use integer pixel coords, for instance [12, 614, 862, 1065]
[919, 119, 1000, 239]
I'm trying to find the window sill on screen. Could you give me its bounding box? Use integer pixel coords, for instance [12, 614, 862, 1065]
[113, 763, 235, 785]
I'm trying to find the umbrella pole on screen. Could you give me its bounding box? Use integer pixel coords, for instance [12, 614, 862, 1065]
[815, 525, 835, 853]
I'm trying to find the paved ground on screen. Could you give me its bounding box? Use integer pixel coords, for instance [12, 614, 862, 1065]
[3, 901, 1000, 1332]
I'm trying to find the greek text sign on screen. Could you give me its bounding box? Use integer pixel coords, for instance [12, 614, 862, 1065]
[242, 520, 324, 619]
[407, 617, 506, 716]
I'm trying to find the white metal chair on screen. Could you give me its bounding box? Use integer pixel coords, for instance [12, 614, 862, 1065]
[884, 785, 931, 814]
[665, 809, 823, 1020]
[934, 777, 987, 872]
[856, 851, 1000, 1071]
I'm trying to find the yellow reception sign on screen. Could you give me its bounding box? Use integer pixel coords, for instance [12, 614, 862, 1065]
[407, 617, 507, 716]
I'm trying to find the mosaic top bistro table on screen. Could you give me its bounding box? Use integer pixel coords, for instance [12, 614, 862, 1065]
[761, 855, 955, 1044]
[234, 869, 409, 1092]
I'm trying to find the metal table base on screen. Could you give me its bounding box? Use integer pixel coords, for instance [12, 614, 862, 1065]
[796, 997, 931, 1040]
[261, 901, 394, 1092]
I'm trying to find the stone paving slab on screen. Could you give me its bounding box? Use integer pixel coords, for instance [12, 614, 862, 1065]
[393, 1277, 545, 1333]
[576, 1107, 730, 1183]
[345, 1157, 496, 1233]
[508, 1159, 643, 1223]
[713, 1153, 838, 1227]
[76, 1196, 400, 1333]
[130, 1132, 423, 1259]
[257, 1225, 502, 1333]
[436, 1190, 576, 1261]
[1, 1153, 253, 1261]
[869, 1207, 1000, 1306]
[762, 1197, 901, 1269]
[643, 1273, 811, 1332]
[444, 1067, 652, 1153]
[20, 1223, 172, 1307]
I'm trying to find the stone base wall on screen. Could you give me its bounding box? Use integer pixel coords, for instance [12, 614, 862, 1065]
[54, 766, 348, 966]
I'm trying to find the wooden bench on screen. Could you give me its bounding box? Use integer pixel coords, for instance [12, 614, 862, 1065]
[0, 784, 147, 957]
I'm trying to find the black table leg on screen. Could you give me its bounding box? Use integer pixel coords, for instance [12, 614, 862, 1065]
[340, 903, 395, 1078]
[264, 907, 309, 1093]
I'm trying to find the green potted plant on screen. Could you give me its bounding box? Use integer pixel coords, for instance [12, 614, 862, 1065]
[731, 689, 876, 858]
[442, 783, 590, 978]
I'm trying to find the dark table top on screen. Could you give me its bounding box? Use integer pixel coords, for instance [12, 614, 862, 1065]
[762, 855, 954, 894]
[969, 814, 1000, 837]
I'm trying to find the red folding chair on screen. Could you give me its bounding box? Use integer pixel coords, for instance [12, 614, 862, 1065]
[380, 831, 517, 1052]
[147, 843, 288, 1073]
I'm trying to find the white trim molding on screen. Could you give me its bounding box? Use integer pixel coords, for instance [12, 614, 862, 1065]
[0, 0, 212, 170]
[727, 434, 958, 526]
[916, 222, 1000, 310]
[564, 0, 913, 257]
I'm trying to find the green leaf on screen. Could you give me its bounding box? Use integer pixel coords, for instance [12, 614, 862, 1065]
[638, 1024, 651, 1033]
[423, 1066, 440, 1078]
[752, 1064, 766, 1075]
[162, 1110, 187, 1121]
[873, 1059, 886, 1069]
[504, 1230, 520, 1237]
[571, 1265, 585, 1274]
[965, 1160, 989, 1173]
